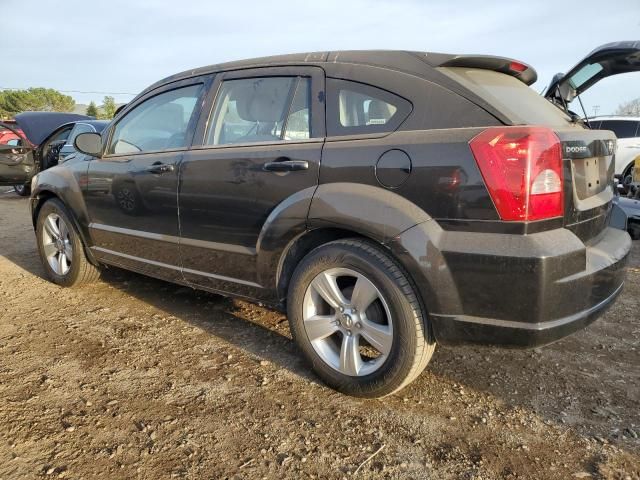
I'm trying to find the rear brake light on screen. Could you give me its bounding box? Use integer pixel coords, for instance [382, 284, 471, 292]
[469, 126, 564, 221]
[509, 61, 527, 73]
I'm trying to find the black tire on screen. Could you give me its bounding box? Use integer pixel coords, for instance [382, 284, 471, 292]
[287, 238, 435, 397]
[14, 183, 31, 196]
[35, 198, 100, 287]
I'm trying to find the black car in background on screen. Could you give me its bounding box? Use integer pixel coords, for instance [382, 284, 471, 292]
[0, 113, 107, 196]
[18, 44, 636, 397]
[57, 120, 110, 164]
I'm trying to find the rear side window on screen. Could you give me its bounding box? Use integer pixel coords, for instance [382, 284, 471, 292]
[598, 120, 639, 139]
[205, 76, 311, 145]
[438, 67, 573, 127]
[327, 79, 411, 136]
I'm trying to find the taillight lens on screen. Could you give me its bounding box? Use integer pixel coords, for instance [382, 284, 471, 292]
[469, 126, 564, 221]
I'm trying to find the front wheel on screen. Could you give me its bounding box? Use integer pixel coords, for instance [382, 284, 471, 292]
[287, 238, 435, 397]
[36, 199, 100, 286]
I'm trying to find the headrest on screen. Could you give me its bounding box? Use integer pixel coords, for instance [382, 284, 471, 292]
[233, 78, 291, 123]
[144, 103, 185, 132]
[367, 100, 394, 124]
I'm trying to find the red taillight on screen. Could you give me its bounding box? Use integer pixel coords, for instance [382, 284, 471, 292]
[509, 61, 527, 73]
[469, 126, 564, 221]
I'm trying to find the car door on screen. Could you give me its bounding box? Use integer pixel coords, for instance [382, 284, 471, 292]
[83, 78, 209, 282]
[0, 123, 34, 186]
[178, 67, 325, 294]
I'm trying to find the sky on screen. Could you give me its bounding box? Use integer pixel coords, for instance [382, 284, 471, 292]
[3, 0, 639, 115]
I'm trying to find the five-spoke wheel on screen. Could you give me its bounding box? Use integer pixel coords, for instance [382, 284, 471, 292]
[42, 213, 73, 276]
[303, 268, 393, 377]
[288, 238, 435, 397]
[36, 198, 100, 286]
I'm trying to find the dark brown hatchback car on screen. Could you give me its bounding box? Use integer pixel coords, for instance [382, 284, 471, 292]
[16, 45, 635, 397]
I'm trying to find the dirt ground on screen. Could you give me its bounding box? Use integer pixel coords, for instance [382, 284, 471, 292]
[0, 192, 638, 480]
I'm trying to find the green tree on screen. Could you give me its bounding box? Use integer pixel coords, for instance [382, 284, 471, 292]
[615, 98, 640, 116]
[0, 88, 75, 118]
[99, 96, 117, 119]
[86, 101, 99, 118]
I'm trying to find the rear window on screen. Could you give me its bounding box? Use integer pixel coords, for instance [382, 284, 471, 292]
[326, 79, 411, 136]
[598, 120, 639, 139]
[438, 67, 573, 127]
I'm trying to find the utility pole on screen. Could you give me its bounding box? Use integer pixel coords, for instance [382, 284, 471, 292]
[593, 105, 600, 117]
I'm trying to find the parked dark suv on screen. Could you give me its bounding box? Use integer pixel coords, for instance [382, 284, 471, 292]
[24, 47, 633, 397]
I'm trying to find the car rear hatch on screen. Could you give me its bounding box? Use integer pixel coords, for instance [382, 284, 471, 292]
[436, 62, 618, 243]
[555, 127, 616, 243]
[544, 41, 640, 105]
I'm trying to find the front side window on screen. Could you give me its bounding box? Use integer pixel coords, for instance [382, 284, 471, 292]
[205, 76, 311, 145]
[599, 120, 639, 139]
[108, 84, 202, 155]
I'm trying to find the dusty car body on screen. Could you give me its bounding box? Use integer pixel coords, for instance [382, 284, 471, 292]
[27, 46, 633, 397]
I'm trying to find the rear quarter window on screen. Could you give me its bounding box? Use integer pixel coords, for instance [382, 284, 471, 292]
[326, 79, 412, 136]
[438, 67, 573, 127]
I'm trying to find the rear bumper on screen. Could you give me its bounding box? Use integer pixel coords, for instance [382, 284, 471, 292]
[392, 223, 631, 348]
[430, 282, 623, 347]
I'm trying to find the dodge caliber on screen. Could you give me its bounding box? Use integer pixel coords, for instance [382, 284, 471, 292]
[17, 45, 635, 397]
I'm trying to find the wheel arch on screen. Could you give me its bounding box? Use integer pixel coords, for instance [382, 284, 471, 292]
[259, 182, 437, 306]
[32, 168, 98, 266]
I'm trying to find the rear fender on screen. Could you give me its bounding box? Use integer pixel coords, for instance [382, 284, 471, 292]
[307, 183, 432, 242]
[256, 186, 317, 293]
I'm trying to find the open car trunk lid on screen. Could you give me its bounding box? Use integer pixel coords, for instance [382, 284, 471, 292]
[545, 41, 640, 105]
[555, 127, 617, 243]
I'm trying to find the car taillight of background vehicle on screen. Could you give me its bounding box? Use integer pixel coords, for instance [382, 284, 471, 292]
[470, 126, 564, 221]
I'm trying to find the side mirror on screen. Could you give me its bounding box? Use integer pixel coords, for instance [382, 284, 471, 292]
[74, 132, 103, 158]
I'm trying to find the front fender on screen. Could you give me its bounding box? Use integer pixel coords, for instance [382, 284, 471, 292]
[31, 163, 96, 261]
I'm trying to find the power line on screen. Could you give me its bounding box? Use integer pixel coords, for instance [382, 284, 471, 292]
[0, 86, 138, 96]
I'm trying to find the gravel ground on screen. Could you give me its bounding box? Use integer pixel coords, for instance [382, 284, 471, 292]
[0, 191, 639, 480]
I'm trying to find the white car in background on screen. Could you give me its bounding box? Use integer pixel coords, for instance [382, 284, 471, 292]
[589, 116, 640, 186]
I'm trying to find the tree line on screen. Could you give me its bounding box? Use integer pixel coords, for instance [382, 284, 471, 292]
[0, 88, 119, 120]
[2, 86, 639, 121]
[615, 98, 640, 117]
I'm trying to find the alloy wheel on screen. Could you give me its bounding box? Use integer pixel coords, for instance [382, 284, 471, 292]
[42, 213, 73, 276]
[302, 267, 393, 376]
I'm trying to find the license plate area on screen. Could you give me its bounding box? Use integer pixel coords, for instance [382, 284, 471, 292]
[572, 156, 608, 200]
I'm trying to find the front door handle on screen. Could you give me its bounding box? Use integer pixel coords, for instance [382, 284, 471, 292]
[263, 159, 309, 172]
[146, 163, 175, 174]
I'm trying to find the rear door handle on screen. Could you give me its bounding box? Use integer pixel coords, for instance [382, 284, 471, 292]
[146, 163, 175, 174]
[263, 159, 309, 172]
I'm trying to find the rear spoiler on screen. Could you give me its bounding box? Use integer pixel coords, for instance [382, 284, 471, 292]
[426, 54, 538, 86]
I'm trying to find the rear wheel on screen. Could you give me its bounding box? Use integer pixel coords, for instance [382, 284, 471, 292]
[14, 183, 30, 196]
[36, 199, 100, 286]
[287, 238, 435, 397]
